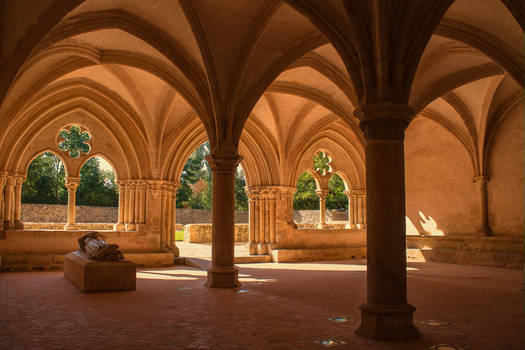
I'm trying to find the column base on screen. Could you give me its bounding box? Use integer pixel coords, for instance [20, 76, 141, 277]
[64, 224, 79, 230]
[14, 221, 23, 229]
[356, 303, 419, 340]
[125, 223, 136, 231]
[478, 227, 492, 236]
[257, 243, 268, 255]
[114, 223, 126, 231]
[249, 243, 258, 255]
[317, 223, 328, 229]
[167, 244, 180, 257]
[205, 265, 240, 288]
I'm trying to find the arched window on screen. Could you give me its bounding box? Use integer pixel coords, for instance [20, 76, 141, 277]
[22, 152, 67, 205]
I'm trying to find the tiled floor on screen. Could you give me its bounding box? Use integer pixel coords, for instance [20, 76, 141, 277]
[0, 260, 522, 350]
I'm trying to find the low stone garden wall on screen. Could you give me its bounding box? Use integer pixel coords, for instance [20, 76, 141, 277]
[21, 204, 349, 225]
[184, 224, 248, 243]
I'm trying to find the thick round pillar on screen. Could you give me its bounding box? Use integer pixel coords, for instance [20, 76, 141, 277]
[355, 106, 419, 340]
[473, 176, 491, 236]
[205, 152, 241, 288]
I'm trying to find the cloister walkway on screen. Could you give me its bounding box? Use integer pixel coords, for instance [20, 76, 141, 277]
[1, 261, 521, 350]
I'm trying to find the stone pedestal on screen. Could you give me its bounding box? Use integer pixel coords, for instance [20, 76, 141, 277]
[205, 265, 240, 288]
[64, 252, 136, 292]
[356, 303, 419, 340]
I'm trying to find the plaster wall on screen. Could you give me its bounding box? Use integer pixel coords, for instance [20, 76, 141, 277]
[487, 105, 523, 235]
[405, 118, 479, 235]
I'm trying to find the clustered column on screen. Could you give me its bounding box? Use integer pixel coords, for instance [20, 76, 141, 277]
[246, 186, 279, 255]
[160, 181, 179, 252]
[344, 189, 366, 229]
[116, 179, 148, 232]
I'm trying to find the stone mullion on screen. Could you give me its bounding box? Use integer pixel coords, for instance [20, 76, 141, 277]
[65, 177, 80, 230]
[167, 184, 174, 247]
[13, 176, 25, 229]
[362, 191, 367, 229]
[316, 189, 329, 229]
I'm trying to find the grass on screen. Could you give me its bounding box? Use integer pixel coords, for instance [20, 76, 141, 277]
[175, 230, 184, 241]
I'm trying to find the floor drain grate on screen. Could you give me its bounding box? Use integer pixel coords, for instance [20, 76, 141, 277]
[314, 338, 346, 347]
[421, 320, 450, 327]
[427, 344, 464, 350]
[328, 316, 352, 323]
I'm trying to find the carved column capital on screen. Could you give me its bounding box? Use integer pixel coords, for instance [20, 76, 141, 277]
[315, 189, 330, 199]
[65, 177, 80, 191]
[355, 103, 414, 141]
[206, 152, 242, 174]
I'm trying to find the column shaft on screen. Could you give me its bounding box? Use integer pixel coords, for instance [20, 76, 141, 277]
[65, 177, 80, 229]
[205, 152, 241, 288]
[4, 178, 14, 228]
[14, 177, 24, 228]
[355, 109, 418, 340]
[474, 176, 491, 236]
[269, 194, 275, 244]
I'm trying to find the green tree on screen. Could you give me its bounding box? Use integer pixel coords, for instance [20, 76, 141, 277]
[76, 157, 118, 206]
[22, 152, 67, 204]
[293, 172, 319, 210]
[326, 174, 347, 210]
[176, 142, 248, 210]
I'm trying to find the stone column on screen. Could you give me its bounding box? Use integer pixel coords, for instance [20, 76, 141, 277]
[160, 182, 170, 247]
[0, 175, 6, 230]
[316, 189, 329, 229]
[13, 176, 25, 229]
[134, 181, 140, 225]
[269, 190, 276, 244]
[126, 181, 136, 231]
[355, 105, 419, 340]
[258, 190, 267, 254]
[205, 152, 241, 288]
[170, 183, 178, 254]
[473, 176, 491, 236]
[352, 189, 366, 228]
[64, 177, 80, 230]
[246, 188, 258, 255]
[139, 182, 147, 224]
[4, 176, 14, 229]
[344, 190, 353, 228]
[115, 180, 126, 230]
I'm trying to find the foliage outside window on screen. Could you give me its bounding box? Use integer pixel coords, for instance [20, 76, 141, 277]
[176, 142, 248, 210]
[57, 125, 91, 158]
[293, 172, 347, 210]
[22, 153, 118, 207]
[313, 151, 332, 176]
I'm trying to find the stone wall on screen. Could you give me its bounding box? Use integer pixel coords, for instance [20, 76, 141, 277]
[21, 204, 117, 223]
[21, 204, 349, 225]
[183, 224, 248, 243]
[176, 209, 248, 224]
